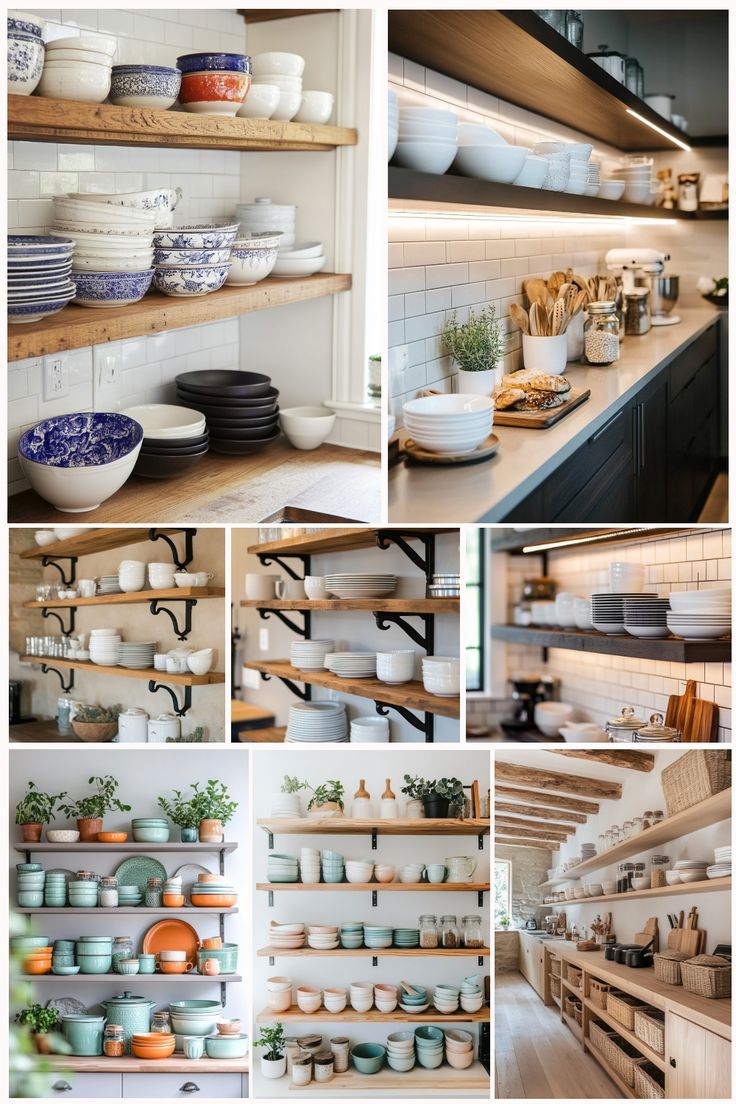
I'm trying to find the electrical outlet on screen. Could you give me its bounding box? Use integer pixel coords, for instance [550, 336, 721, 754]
[98, 350, 118, 386]
[259, 628, 269, 651]
[243, 667, 262, 690]
[43, 355, 69, 401]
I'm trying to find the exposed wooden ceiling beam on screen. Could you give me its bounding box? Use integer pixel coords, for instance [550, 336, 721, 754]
[493, 823, 569, 842]
[495, 800, 587, 824]
[495, 784, 600, 815]
[549, 749, 655, 772]
[496, 837, 558, 851]
[495, 814, 576, 835]
[495, 761, 622, 800]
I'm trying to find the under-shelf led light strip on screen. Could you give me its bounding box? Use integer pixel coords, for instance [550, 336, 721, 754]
[388, 209, 678, 228]
[521, 528, 660, 553]
[626, 108, 692, 153]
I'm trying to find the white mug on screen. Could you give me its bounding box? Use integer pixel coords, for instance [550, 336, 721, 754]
[245, 573, 278, 600]
[304, 575, 328, 599]
[78, 579, 96, 598]
[193, 571, 214, 587]
[153, 653, 167, 671]
[276, 578, 306, 600]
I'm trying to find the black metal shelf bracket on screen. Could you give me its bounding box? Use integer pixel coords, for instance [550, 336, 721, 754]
[268, 890, 274, 908]
[478, 890, 485, 908]
[148, 528, 197, 570]
[256, 552, 311, 581]
[371, 890, 378, 908]
[478, 955, 485, 966]
[375, 529, 436, 583]
[261, 671, 311, 702]
[267, 832, 274, 850]
[371, 829, 378, 851]
[220, 982, 227, 1007]
[258, 607, 311, 639]
[41, 555, 78, 586]
[374, 611, 433, 652]
[372, 956, 378, 967]
[147, 680, 193, 718]
[41, 606, 77, 637]
[478, 833, 485, 852]
[40, 664, 75, 694]
[268, 955, 275, 966]
[149, 598, 197, 640]
[375, 701, 434, 742]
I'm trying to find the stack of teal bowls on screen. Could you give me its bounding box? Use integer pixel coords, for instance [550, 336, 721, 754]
[321, 849, 345, 883]
[196, 942, 239, 974]
[363, 925, 393, 949]
[393, 927, 420, 948]
[53, 940, 79, 975]
[16, 863, 45, 907]
[68, 879, 99, 908]
[76, 935, 113, 974]
[339, 922, 364, 949]
[267, 853, 299, 883]
[399, 983, 429, 1013]
[131, 818, 170, 843]
[117, 884, 143, 907]
[414, 1025, 444, 1069]
[44, 871, 68, 907]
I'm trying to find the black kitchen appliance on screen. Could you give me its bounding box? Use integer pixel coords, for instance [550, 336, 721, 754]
[525, 919, 538, 930]
[501, 676, 559, 739]
[625, 939, 655, 968]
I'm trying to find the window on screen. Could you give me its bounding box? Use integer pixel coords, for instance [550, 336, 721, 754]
[465, 527, 485, 691]
[494, 859, 512, 928]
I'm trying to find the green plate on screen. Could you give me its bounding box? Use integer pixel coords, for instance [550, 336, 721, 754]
[114, 856, 167, 892]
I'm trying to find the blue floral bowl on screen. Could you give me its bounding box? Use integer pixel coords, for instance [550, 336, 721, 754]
[176, 52, 251, 75]
[153, 263, 231, 298]
[109, 64, 181, 110]
[153, 224, 239, 251]
[8, 13, 45, 38]
[8, 32, 45, 95]
[8, 293, 75, 325]
[71, 270, 153, 308]
[154, 246, 232, 266]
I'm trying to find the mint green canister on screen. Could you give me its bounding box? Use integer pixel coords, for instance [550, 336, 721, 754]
[62, 1014, 106, 1056]
[101, 992, 156, 1054]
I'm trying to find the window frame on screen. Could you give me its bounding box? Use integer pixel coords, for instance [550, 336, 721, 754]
[494, 858, 512, 929]
[465, 526, 486, 694]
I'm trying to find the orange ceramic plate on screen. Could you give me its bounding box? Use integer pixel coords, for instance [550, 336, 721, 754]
[142, 919, 199, 965]
[98, 832, 128, 843]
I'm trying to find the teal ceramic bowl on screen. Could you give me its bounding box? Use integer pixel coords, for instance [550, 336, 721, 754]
[132, 826, 170, 843]
[16, 863, 44, 873]
[77, 953, 112, 974]
[77, 936, 113, 944]
[52, 955, 75, 966]
[351, 1043, 386, 1074]
[53, 965, 81, 975]
[138, 954, 156, 974]
[17, 891, 44, 907]
[44, 897, 67, 906]
[116, 959, 140, 975]
[11, 936, 50, 949]
[54, 940, 77, 951]
[415, 1025, 443, 1044]
[197, 944, 238, 974]
[417, 1049, 443, 1069]
[17, 874, 46, 886]
[204, 1034, 249, 1059]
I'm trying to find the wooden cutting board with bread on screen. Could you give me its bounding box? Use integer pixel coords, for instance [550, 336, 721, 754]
[493, 371, 590, 428]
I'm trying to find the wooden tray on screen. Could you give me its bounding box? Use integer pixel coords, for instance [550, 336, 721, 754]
[494, 389, 590, 428]
[403, 434, 499, 465]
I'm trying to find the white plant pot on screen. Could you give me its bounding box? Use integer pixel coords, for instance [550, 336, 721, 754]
[261, 1055, 287, 1079]
[405, 798, 425, 819]
[455, 367, 496, 395]
[271, 792, 301, 817]
[565, 311, 585, 362]
[521, 333, 568, 375]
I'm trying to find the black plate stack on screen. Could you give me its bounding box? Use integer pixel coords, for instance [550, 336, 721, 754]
[135, 427, 210, 480]
[174, 370, 280, 455]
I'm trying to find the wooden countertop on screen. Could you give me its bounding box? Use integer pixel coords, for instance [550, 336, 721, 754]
[545, 939, 731, 1039]
[231, 701, 276, 724]
[46, 1055, 249, 1073]
[10, 720, 76, 743]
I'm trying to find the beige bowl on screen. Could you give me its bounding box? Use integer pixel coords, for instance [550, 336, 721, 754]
[374, 866, 396, 883]
[267, 991, 293, 1013]
[447, 1049, 474, 1069]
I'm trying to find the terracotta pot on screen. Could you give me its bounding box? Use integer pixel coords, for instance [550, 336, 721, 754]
[77, 817, 103, 842]
[34, 1033, 52, 1055]
[21, 823, 43, 842]
[198, 818, 223, 842]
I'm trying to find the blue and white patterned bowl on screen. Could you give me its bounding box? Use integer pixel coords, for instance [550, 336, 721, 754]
[226, 236, 280, 286]
[7, 33, 45, 95]
[8, 293, 76, 324]
[71, 269, 153, 308]
[153, 263, 231, 297]
[153, 223, 239, 250]
[154, 246, 232, 266]
[176, 52, 251, 75]
[9, 234, 75, 255]
[109, 64, 181, 109]
[8, 12, 46, 38]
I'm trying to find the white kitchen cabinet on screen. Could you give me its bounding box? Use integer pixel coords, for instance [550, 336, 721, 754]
[37, 1073, 122, 1097]
[122, 1072, 243, 1098]
[518, 933, 545, 998]
[666, 1012, 731, 1099]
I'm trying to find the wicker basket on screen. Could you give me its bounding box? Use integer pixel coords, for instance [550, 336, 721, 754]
[634, 1007, 665, 1055]
[606, 990, 645, 1030]
[574, 1002, 583, 1026]
[550, 975, 561, 999]
[589, 1019, 617, 1064]
[567, 964, 582, 989]
[607, 1034, 646, 1087]
[653, 950, 689, 985]
[589, 978, 611, 1009]
[634, 1061, 665, 1099]
[564, 994, 577, 1017]
[550, 957, 561, 977]
[680, 955, 731, 999]
[660, 749, 731, 816]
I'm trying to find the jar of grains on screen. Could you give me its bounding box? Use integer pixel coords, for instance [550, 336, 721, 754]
[651, 855, 670, 888]
[440, 914, 460, 949]
[103, 1024, 125, 1057]
[151, 1010, 172, 1034]
[111, 935, 133, 967]
[584, 301, 619, 364]
[145, 877, 163, 908]
[462, 914, 484, 948]
[99, 876, 118, 908]
[419, 914, 439, 948]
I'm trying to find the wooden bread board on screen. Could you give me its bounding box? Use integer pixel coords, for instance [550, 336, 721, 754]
[403, 433, 499, 465]
[665, 680, 696, 733]
[494, 388, 590, 428]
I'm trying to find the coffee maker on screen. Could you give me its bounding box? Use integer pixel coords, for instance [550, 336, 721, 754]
[501, 675, 558, 739]
[605, 247, 680, 326]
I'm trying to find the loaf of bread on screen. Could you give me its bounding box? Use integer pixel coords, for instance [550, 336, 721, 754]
[501, 371, 571, 394]
[516, 390, 566, 411]
[493, 387, 526, 410]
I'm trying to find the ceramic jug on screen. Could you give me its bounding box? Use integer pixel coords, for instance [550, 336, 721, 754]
[380, 779, 398, 819]
[200, 958, 221, 976]
[352, 779, 372, 818]
[445, 855, 477, 883]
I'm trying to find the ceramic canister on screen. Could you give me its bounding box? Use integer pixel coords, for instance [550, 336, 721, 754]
[101, 992, 156, 1054]
[147, 713, 180, 742]
[117, 707, 149, 742]
[62, 1014, 106, 1056]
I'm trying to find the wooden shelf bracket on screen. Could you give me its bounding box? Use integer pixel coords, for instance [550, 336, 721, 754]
[40, 663, 74, 694]
[149, 597, 197, 641]
[148, 527, 197, 570]
[41, 553, 77, 586]
[376, 699, 434, 742]
[41, 605, 77, 637]
[147, 680, 193, 718]
[258, 606, 311, 639]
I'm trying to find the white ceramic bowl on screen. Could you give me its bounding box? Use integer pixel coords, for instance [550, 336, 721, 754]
[37, 61, 112, 103]
[295, 90, 334, 125]
[279, 406, 336, 450]
[400, 122, 458, 140]
[8, 34, 45, 94]
[399, 106, 458, 125]
[34, 530, 57, 547]
[393, 140, 457, 174]
[270, 89, 302, 122]
[515, 154, 548, 188]
[271, 255, 326, 277]
[453, 144, 527, 183]
[187, 654, 213, 676]
[623, 183, 653, 204]
[20, 447, 141, 513]
[226, 239, 279, 286]
[252, 52, 305, 77]
[535, 701, 575, 736]
[47, 33, 117, 58]
[46, 830, 80, 843]
[238, 83, 280, 119]
[457, 123, 507, 146]
[405, 393, 493, 418]
[121, 404, 205, 439]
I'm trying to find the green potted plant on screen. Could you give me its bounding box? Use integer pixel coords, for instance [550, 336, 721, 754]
[498, 914, 511, 931]
[442, 304, 505, 394]
[15, 783, 66, 842]
[402, 775, 465, 819]
[190, 780, 238, 842]
[58, 775, 131, 841]
[70, 703, 121, 743]
[306, 780, 345, 818]
[254, 1024, 286, 1079]
[15, 1005, 60, 1055]
[400, 774, 429, 819]
[157, 788, 201, 843]
[274, 775, 310, 818]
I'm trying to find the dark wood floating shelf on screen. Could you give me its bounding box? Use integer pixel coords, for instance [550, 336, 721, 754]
[8, 94, 357, 152]
[388, 9, 721, 153]
[491, 624, 732, 663]
[9, 274, 352, 363]
[241, 597, 459, 613]
[20, 655, 225, 686]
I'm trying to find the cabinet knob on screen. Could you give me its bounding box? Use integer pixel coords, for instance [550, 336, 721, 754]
[180, 1084, 200, 1094]
[52, 1082, 73, 1093]
[670, 1058, 677, 1068]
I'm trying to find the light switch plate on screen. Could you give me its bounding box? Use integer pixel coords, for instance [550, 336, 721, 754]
[42, 355, 69, 402]
[259, 628, 269, 651]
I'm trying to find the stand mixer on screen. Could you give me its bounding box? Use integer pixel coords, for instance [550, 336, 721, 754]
[605, 247, 680, 326]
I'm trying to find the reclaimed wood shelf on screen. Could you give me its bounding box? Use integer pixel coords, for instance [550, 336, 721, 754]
[238, 725, 287, 743]
[241, 597, 459, 613]
[46, 1054, 249, 1074]
[17, 906, 238, 914]
[258, 946, 490, 958]
[388, 9, 709, 152]
[491, 624, 732, 663]
[9, 94, 356, 152]
[9, 274, 352, 362]
[246, 527, 453, 557]
[20, 973, 242, 983]
[20, 655, 224, 686]
[256, 882, 490, 892]
[24, 586, 224, 609]
[245, 659, 460, 718]
[20, 528, 185, 561]
[14, 841, 237, 854]
[256, 1004, 488, 1023]
[543, 876, 732, 905]
[258, 817, 490, 837]
[539, 789, 731, 885]
[281, 1060, 489, 1094]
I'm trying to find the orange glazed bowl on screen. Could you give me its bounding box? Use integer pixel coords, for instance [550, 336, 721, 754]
[191, 892, 237, 908]
[97, 831, 128, 843]
[25, 958, 52, 975]
[131, 1032, 177, 1059]
[179, 71, 250, 116]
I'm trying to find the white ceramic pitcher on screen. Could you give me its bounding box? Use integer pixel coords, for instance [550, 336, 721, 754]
[444, 855, 477, 883]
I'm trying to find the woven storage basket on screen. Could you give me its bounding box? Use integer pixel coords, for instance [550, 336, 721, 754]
[606, 990, 645, 1030]
[680, 955, 731, 999]
[607, 1034, 646, 1087]
[660, 749, 730, 816]
[550, 957, 561, 977]
[574, 1001, 583, 1026]
[634, 1007, 665, 1055]
[653, 950, 689, 985]
[589, 1020, 616, 1064]
[634, 1061, 665, 1099]
[550, 975, 561, 999]
[564, 994, 576, 1017]
[567, 964, 582, 989]
[589, 977, 611, 1009]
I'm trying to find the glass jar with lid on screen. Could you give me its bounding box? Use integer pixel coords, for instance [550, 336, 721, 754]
[634, 713, 682, 743]
[631, 816, 644, 836]
[151, 1010, 172, 1034]
[597, 833, 607, 853]
[651, 810, 664, 827]
[462, 915, 484, 948]
[641, 811, 653, 831]
[103, 1023, 125, 1057]
[585, 301, 620, 365]
[624, 56, 643, 94]
[419, 914, 439, 949]
[565, 11, 584, 49]
[606, 706, 646, 743]
[651, 855, 670, 888]
[112, 935, 134, 967]
[622, 820, 634, 839]
[99, 876, 118, 908]
[624, 288, 651, 336]
[440, 915, 460, 949]
[586, 44, 626, 83]
[145, 877, 163, 909]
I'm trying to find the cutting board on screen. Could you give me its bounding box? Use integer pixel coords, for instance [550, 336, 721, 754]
[634, 917, 659, 953]
[677, 907, 704, 957]
[665, 680, 697, 733]
[403, 433, 499, 466]
[493, 388, 590, 429]
[681, 693, 719, 742]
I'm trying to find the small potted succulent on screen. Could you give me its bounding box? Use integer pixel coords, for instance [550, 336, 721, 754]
[58, 775, 131, 842]
[15, 783, 66, 842]
[274, 775, 310, 817]
[157, 787, 201, 843]
[400, 775, 427, 819]
[254, 1023, 286, 1079]
[306, 780, 345, 818]
[442, 304, 505, 394]
[71, 703, 121, 743]
[15, 1005, 60, 1055]
[190, 780, 238, 842]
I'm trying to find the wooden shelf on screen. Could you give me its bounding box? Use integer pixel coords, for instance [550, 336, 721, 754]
[583, 997, 665, 1071]
[256, 881, 489, 893]
[17, 906, 238, 914]
[544, 876, 732, 904]
[41, 1055, 249, 1074]
[24, 586, 224, 609]
[9, 274, 352, 362]
[388, 9, 708, 153]
[539, 789, 731, 883]
[585, 1039, 634, 1099]
[241, 597, 459, 613]
[279, 1060, 489, 1094]
[20, 973, 242, 983]
[491, 624, 732, 663]
[246, 527, 453, 557]
[256, 1004, 488, 1024]
[15, 842, 237, 853]
[245, 659, 460, 718]
[239, 725, 287, 743]
[258, 946, 489, 958]
[20, 528, 184, 561]
[258, 817, 490, 837]
[20, 655, 224, 686]
[239, 8, 336, 22]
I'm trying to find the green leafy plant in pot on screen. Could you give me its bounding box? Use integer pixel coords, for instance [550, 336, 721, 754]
[157, 787, 202, 843]
[58, 775, 131, 842]
[401, 775, 464, 819]
[442, 304, 504, 395]
[15, 783, 66, 842]
[15, 1005, 60, 1055]
[499, 914, 511, 931]
[190, 779, 238, 842]
[306, 780, 345, 818]
[70, 703, 121, 744]
[254, 1024, 286, 1079]
[276, 774, 310, 817]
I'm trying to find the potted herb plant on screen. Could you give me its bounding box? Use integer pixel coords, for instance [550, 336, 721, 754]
[15, 783, 66, 842]
[254, 1024, 286, 1079]
[442, 304, 505, 394]
[58, 775, 131, 842]
[190, 780, 238, 842]
[274, 775, 310, 818]
[400, 775, 428, 819]
[70, 703, 121, 743]
[15, 1005, 60, 1055]
[498, 914, 511, 931]
[157, 788, 201, 843]
[306, 780, 345, 818]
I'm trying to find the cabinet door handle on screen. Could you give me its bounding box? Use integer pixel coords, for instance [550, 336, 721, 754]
[670, 1058, 677, 1068]
[639, 404, 645, 471]
[591, 409, 623, 442]
[180, 1084, 200, 1094]
[52, 1083, 73, 1093]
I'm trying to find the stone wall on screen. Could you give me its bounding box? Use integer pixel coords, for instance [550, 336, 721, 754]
[495, 930, 519, 973]
[496, 843, 553, 928]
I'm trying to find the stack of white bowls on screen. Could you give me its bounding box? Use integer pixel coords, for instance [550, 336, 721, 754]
[299, 848, 321, 885]
[616, 157, 655, 205]
[376, 649, 416, 684]
[252, 52, 304, 121]
[666, 588, 732, 640]
[554, 592, 577, 628]
[89, 628, 121, 666]
[388, 88, 398, 161]
[148, 562, 177, 590]
[37, 33, 116, 103]
[433, 984, 460, 1014]
[573, 597, 594, 630]
[350, 983, 374, 1012]
[345, 860, 374, 885]
[403, 394, 494, 455]
[268, 922, 305, 950]
[286, 701, 348, 743]
[350, 717, 390, 743]
[422, 656, 460, 697]
[118, 560, 146, 593]
[609, 561, 646, 593]
[51, 195, 156, 277]
[236, 198, 296, 252]
[307, 925, 339, 950]
[325, 651, 377, 678]
[534, 141, 592, 195]
[290, 639, 334, 670]
[272, 241, 325, 278]
[393, 105, 459, 175]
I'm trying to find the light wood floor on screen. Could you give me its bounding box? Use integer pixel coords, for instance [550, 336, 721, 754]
[495, 972, 622, 1099]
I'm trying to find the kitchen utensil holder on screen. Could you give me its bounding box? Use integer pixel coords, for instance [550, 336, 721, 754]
[680, 954, 731, 999]
[660, 749, 731, 816]
[606, 990, 645, 1030]
[633, 1061, 665, 1099]
[634, 1007, 665, 1055]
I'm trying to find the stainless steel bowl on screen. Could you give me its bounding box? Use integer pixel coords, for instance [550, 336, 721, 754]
[649, 275, 679, 315]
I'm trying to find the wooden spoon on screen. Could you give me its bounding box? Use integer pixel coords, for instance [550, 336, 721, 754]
[572, 289, 588, 316]
[547, 270, 567, 296]
[400, 981, 421, 996]
[525, 278, 550, 309]
[551, 298, 566, 336]
[528, 301, 539, 337]
[509, 302, 530, 335]
[558, 306, 571, 334]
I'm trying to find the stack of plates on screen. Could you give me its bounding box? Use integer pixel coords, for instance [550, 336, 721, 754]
[393, 928, 420, 948]
[325, 652, 377, 679]
[286, 701, 348, 743]
[117, 884, 143, 906]
[89, 630, 121, 666]
[623, 596, 671, 639]
[121, 403, 208, 480]
[707, 862, 731, 879]
[363, 925, 393, 949]
[428, 573, 460, 599]
[324, 574, 398, 599]
[714, 846, 731, 863]
[267, 853, 299, 884]
[290, 639, 334, 671]
[269, 921, 305, 950]
[98, 575, 122, 594]
[307, 925, 339, 950]
[117, 642, 156, 670]
[174, 370, 279, 456]
[585, 159, 601, 197]
[591, 593, 653, 634]
[673, 860, 709, 884]
[667, 588, 731, 640]
[9, 235, 77, 325]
